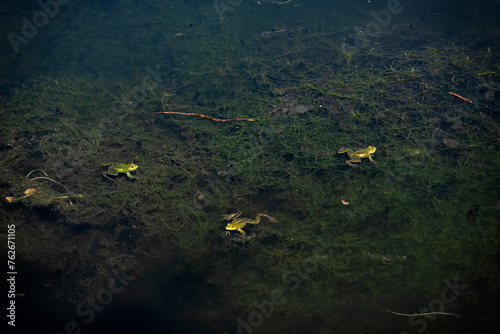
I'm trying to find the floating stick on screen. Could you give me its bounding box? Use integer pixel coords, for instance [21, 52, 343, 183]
[156, 111, 255, 122]
[387, 310, 460, 317]
[448, 91, 472, 103]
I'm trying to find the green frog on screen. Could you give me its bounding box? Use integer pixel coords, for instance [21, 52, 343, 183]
[223, 212, 277, 237]
[337, 146, 376, 167]
[102, 162, 138, 179]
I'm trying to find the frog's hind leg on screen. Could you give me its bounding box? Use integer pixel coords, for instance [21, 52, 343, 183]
[256, 214, 278, 223]
[102, 171, 117, 181]
[222, 212, 242, 221]
[345, 159, 362, 168]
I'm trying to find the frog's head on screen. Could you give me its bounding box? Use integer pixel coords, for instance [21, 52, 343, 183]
[367, 146, 376, 154]
[129, 163, 139, 171]
[225, 223, 237, 231]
